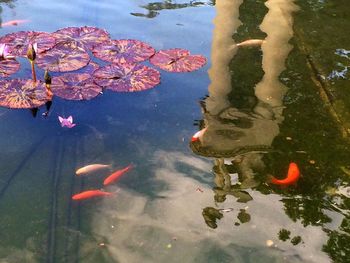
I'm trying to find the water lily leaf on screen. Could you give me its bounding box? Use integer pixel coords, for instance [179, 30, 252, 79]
[0, 79, 49, 109]
[51, 73, 102, 100]
[149, 48, 206, 72]
[93, 62, 160, 92]
[0, 31, 56, 57]
[231, 190, 253, 203]
[0, 59, 20, 77]
[52, 26, 110, 50]
[36, 42, 90, 72]
[78, 61, 99, 74]
[92, 39, 155, 63]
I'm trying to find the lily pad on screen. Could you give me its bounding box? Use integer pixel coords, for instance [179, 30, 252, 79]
[93, 62, 160, 92]
[0, 79, 49, 109]
[92, 39, 155, 63]
[149, 48, 206, 72]
[0, 31, 56, 57]
[52, 26, 110, 50]
[51, 73, 102, 100]
[36, 42, 90, 72]
[0, 59, 20, 77]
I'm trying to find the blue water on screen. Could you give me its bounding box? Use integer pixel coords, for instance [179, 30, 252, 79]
[0, 0, 349, 262]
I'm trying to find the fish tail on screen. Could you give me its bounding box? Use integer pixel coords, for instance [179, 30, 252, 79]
[267, 174, 281, 184]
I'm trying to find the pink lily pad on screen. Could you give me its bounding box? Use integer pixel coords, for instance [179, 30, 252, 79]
[92, 39, 155, 63]
[36, 42, 90, 72]
[0, 79, 49, 109]
[149, 48, 206, 72]
[0, 31, 56, 57]
[51, 73, 102, 100]
[0, 58, 20, 77]
[52, 26, 110, 50]
[93, 62, 160, 92]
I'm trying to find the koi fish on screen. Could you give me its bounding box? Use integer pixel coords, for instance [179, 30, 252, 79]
[103, 164, 133, 186]
[75, 164, 111, 176]
[1, 19, 30, 27]
[270, 162, 300, 186]
[72, 190, 113, 200]
[191, 127, 207, 142]
[236, 39, 265, 47]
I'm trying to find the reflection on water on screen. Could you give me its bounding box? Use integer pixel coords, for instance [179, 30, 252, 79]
[131, 0, 214, 19]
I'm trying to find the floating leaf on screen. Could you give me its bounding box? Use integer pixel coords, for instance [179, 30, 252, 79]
[78, 61, 99, 74]
[51, 73, 102, 100]
[0, 59, 20, 77]
[0, 79, 49, 109]
[92, 39, 155, 63]
[36, 42, 90, 72]
[93, 62, 160, 92]
[149, 48, 206, 72]
[0, 31, 56, 57]
[52, 26, 110, 50]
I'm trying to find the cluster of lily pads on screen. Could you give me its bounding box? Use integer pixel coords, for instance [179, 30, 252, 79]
[0, 26, 206, 109]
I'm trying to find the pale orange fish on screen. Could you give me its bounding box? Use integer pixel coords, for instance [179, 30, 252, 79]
[236, 39, 265, 47]
[103, 164, 133, 186]
[1, 19, 30, 27]
[75, 164, 111, 176]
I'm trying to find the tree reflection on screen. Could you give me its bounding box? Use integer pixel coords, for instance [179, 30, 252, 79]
[0, 1, 16, 26]
[190, 0, 350, 261]
[130, 0, 213, 18]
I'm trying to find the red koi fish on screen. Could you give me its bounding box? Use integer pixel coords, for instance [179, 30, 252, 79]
[1, 19, 30, 27]
[72, 190, 113, 200]
[103, 164, 133, 186]
[191, 127, 207, 142]
[270, 162, 300, 186]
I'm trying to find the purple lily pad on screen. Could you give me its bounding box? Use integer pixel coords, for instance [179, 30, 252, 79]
[51, 73, 102, 100]
[0, 58, 20, 77]
[52, 26, 110, 50]
[149, 48, 207, 72]
[92, 39, 155, 64]
[36, 42, 90, 72]
[0, 31, 56, 57]
[93, 62, 160, 92]
[0, 79, 49, 109]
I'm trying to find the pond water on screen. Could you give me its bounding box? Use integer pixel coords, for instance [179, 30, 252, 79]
[0, 0, 349, 262]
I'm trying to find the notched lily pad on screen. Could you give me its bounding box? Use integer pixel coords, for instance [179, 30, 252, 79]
[52, 26, 110, 50]
[93, 62, 160, 92]
[0, 31, 56, 57]
[0, 79, 49, 108]
[92, 39, 155, 63]
[51, 73, 102, 100]
[36, 42, 90, 72]
[0, 58, 20, 77]
[150, 48, 206, 72]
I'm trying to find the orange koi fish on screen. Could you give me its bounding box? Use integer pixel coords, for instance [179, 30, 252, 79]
[75, 164, 111, 176]
[236, 39, 265, 47]
[103, 164, 133, 186]
[270, 162, 300, 186]
[191, 127, 207, 142]
[72, 190, 113, 200]
[1, 19, 30, 27]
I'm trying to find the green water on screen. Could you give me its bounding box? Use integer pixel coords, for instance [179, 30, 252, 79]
[0, 0, 349, 262]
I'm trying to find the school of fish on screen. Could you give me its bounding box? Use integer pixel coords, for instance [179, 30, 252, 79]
[72, 164, 133, 201]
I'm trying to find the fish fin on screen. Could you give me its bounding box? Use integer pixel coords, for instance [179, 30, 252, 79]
[266, 174, 279, 184]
